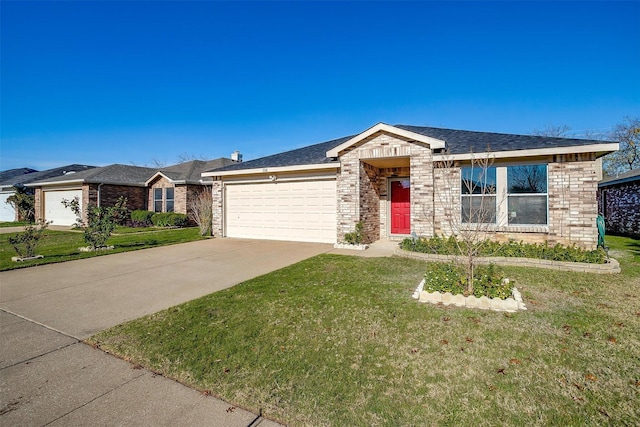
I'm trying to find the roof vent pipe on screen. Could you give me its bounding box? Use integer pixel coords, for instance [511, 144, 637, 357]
[231, 151, 243, 162]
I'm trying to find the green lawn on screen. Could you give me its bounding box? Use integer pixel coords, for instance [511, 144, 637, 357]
[0, 221, 29, 228]
[0, 227, 203, 271]
[89, 235, 640, 426]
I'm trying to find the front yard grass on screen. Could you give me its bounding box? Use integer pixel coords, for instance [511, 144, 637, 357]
[0, 227, 203, 271]
[89, 236, 640, 426]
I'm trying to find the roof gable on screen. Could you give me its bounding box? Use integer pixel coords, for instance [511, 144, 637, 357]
[326, 123, 446, 157]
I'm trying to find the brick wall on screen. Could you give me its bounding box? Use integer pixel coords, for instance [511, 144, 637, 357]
[86, 184, 148, 211]
[548, 157, 599, 249]
[34, 188, 43, 223]
[598, 180, 640, 237]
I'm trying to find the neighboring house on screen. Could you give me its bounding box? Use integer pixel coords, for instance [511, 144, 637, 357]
[0, 165, 95, 222]
[145, 159, 237, 214]
[598, 169, 640, 238]
[28, 159, 236, 226]
[203, 123, 618, 249]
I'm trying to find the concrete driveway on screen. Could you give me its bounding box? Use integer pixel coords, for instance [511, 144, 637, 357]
[0, 238, 331, 426]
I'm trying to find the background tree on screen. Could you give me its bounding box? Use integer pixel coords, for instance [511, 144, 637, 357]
[603, 116, 640, 176]
[531, 124, 571, 137]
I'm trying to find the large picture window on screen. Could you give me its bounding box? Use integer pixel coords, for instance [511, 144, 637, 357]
[460, 163, 549, 226]
[507, 165, 547, 225]
[461, 166, 496, 223]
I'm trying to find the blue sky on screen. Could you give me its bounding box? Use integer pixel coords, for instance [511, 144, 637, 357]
[1, 1, 639, 171]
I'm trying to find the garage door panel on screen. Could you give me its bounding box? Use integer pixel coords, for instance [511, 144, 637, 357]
[226, 180, 336, 243]
[0, 193, 16, 222]
[44, 190, 82, 226]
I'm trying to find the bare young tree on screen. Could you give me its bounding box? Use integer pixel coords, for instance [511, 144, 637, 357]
[189, 189, 213, 236]
[433, 151, 500, 295]
[603, 116, 640, 176]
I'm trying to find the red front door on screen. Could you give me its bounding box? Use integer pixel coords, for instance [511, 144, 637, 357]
[391, 180, 411, 234]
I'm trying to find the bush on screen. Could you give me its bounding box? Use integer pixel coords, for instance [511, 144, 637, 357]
[423, 262, 513, 299]
[344, 221, 366, 245]
[8, 220, 49, 258]
[402, 235, 607, 264]
[151, 212, 188, 227]
[131, 210, 155, 227]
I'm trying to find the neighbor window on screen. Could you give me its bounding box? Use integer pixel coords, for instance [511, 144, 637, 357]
[165, 188, 174, 213]
[153, 188, 163, 212]
[461, 166, 497, 223]
[507, 165, 548, 225]
[153, 187, 175, 213]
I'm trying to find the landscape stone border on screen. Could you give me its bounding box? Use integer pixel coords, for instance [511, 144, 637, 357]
[395, 249, 621, 274]
[333, 243, 369, 251]
[412, 279, 527, 312]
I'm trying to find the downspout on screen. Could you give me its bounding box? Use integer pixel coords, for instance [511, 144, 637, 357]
[97, 183, 104, 207]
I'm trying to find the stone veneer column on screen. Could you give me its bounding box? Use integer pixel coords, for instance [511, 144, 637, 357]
[336, 157, 359, 242]
[410, 149, 435, 237]
[211, 180, 223, 237]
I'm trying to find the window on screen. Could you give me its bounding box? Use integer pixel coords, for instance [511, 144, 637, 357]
[460, 163, 549, 226]
[461, 166, 496, 223]
[165, 188, 174, 213]
[507, 165, 548, 225]
[153, 188, 163, 212]
[153, 187, 175, 213]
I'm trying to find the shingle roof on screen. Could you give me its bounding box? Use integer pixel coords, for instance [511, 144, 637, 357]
[26, 164, 156, 186]
[209, 124, 615, 172]
[599, 168, 640, 187]
[27, 159, 237, 187]
[210, 136, 352, 172]
[158, 158, 237, 183]
[2, 164, 96, 187]
[0, 168, 38, 183]
[395, 125, 613, 154]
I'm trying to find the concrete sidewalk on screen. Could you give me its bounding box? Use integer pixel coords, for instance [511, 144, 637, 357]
[1, 238, 332, 426]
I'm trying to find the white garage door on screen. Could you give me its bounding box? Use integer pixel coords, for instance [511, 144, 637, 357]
[0, 192, 16, 222]
[44, 189, 82, 226]
[225, 179, 337, 243]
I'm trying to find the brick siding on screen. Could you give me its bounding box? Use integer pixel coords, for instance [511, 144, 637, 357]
[598, 180, 640, 238]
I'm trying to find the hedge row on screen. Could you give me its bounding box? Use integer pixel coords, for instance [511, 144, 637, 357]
[401, 235, 607, 264]
[130, 210, 188, 227]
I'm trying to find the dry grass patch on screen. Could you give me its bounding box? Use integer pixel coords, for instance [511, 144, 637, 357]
[89, 237, 640, 426]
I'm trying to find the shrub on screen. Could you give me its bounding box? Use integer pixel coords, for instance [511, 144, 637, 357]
[151, 212, 188, 227]
[131, 210, 155, 227]
[8, 220, 49, 258]
[344, 221, 366, 245]
[402, 235, 607, 264]
[423, 262, 465, 296]
[61, 196, 128, 249]
[423, 262, 513, 299]
[189, 191, 213, 236]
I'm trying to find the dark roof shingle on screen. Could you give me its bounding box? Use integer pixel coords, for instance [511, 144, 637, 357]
[210, 124, 615, 172]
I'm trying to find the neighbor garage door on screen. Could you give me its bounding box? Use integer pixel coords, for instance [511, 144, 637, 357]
[225, 179, 337, 243]
[0, 192, 16, 222]
[44, 189, 82, 226]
